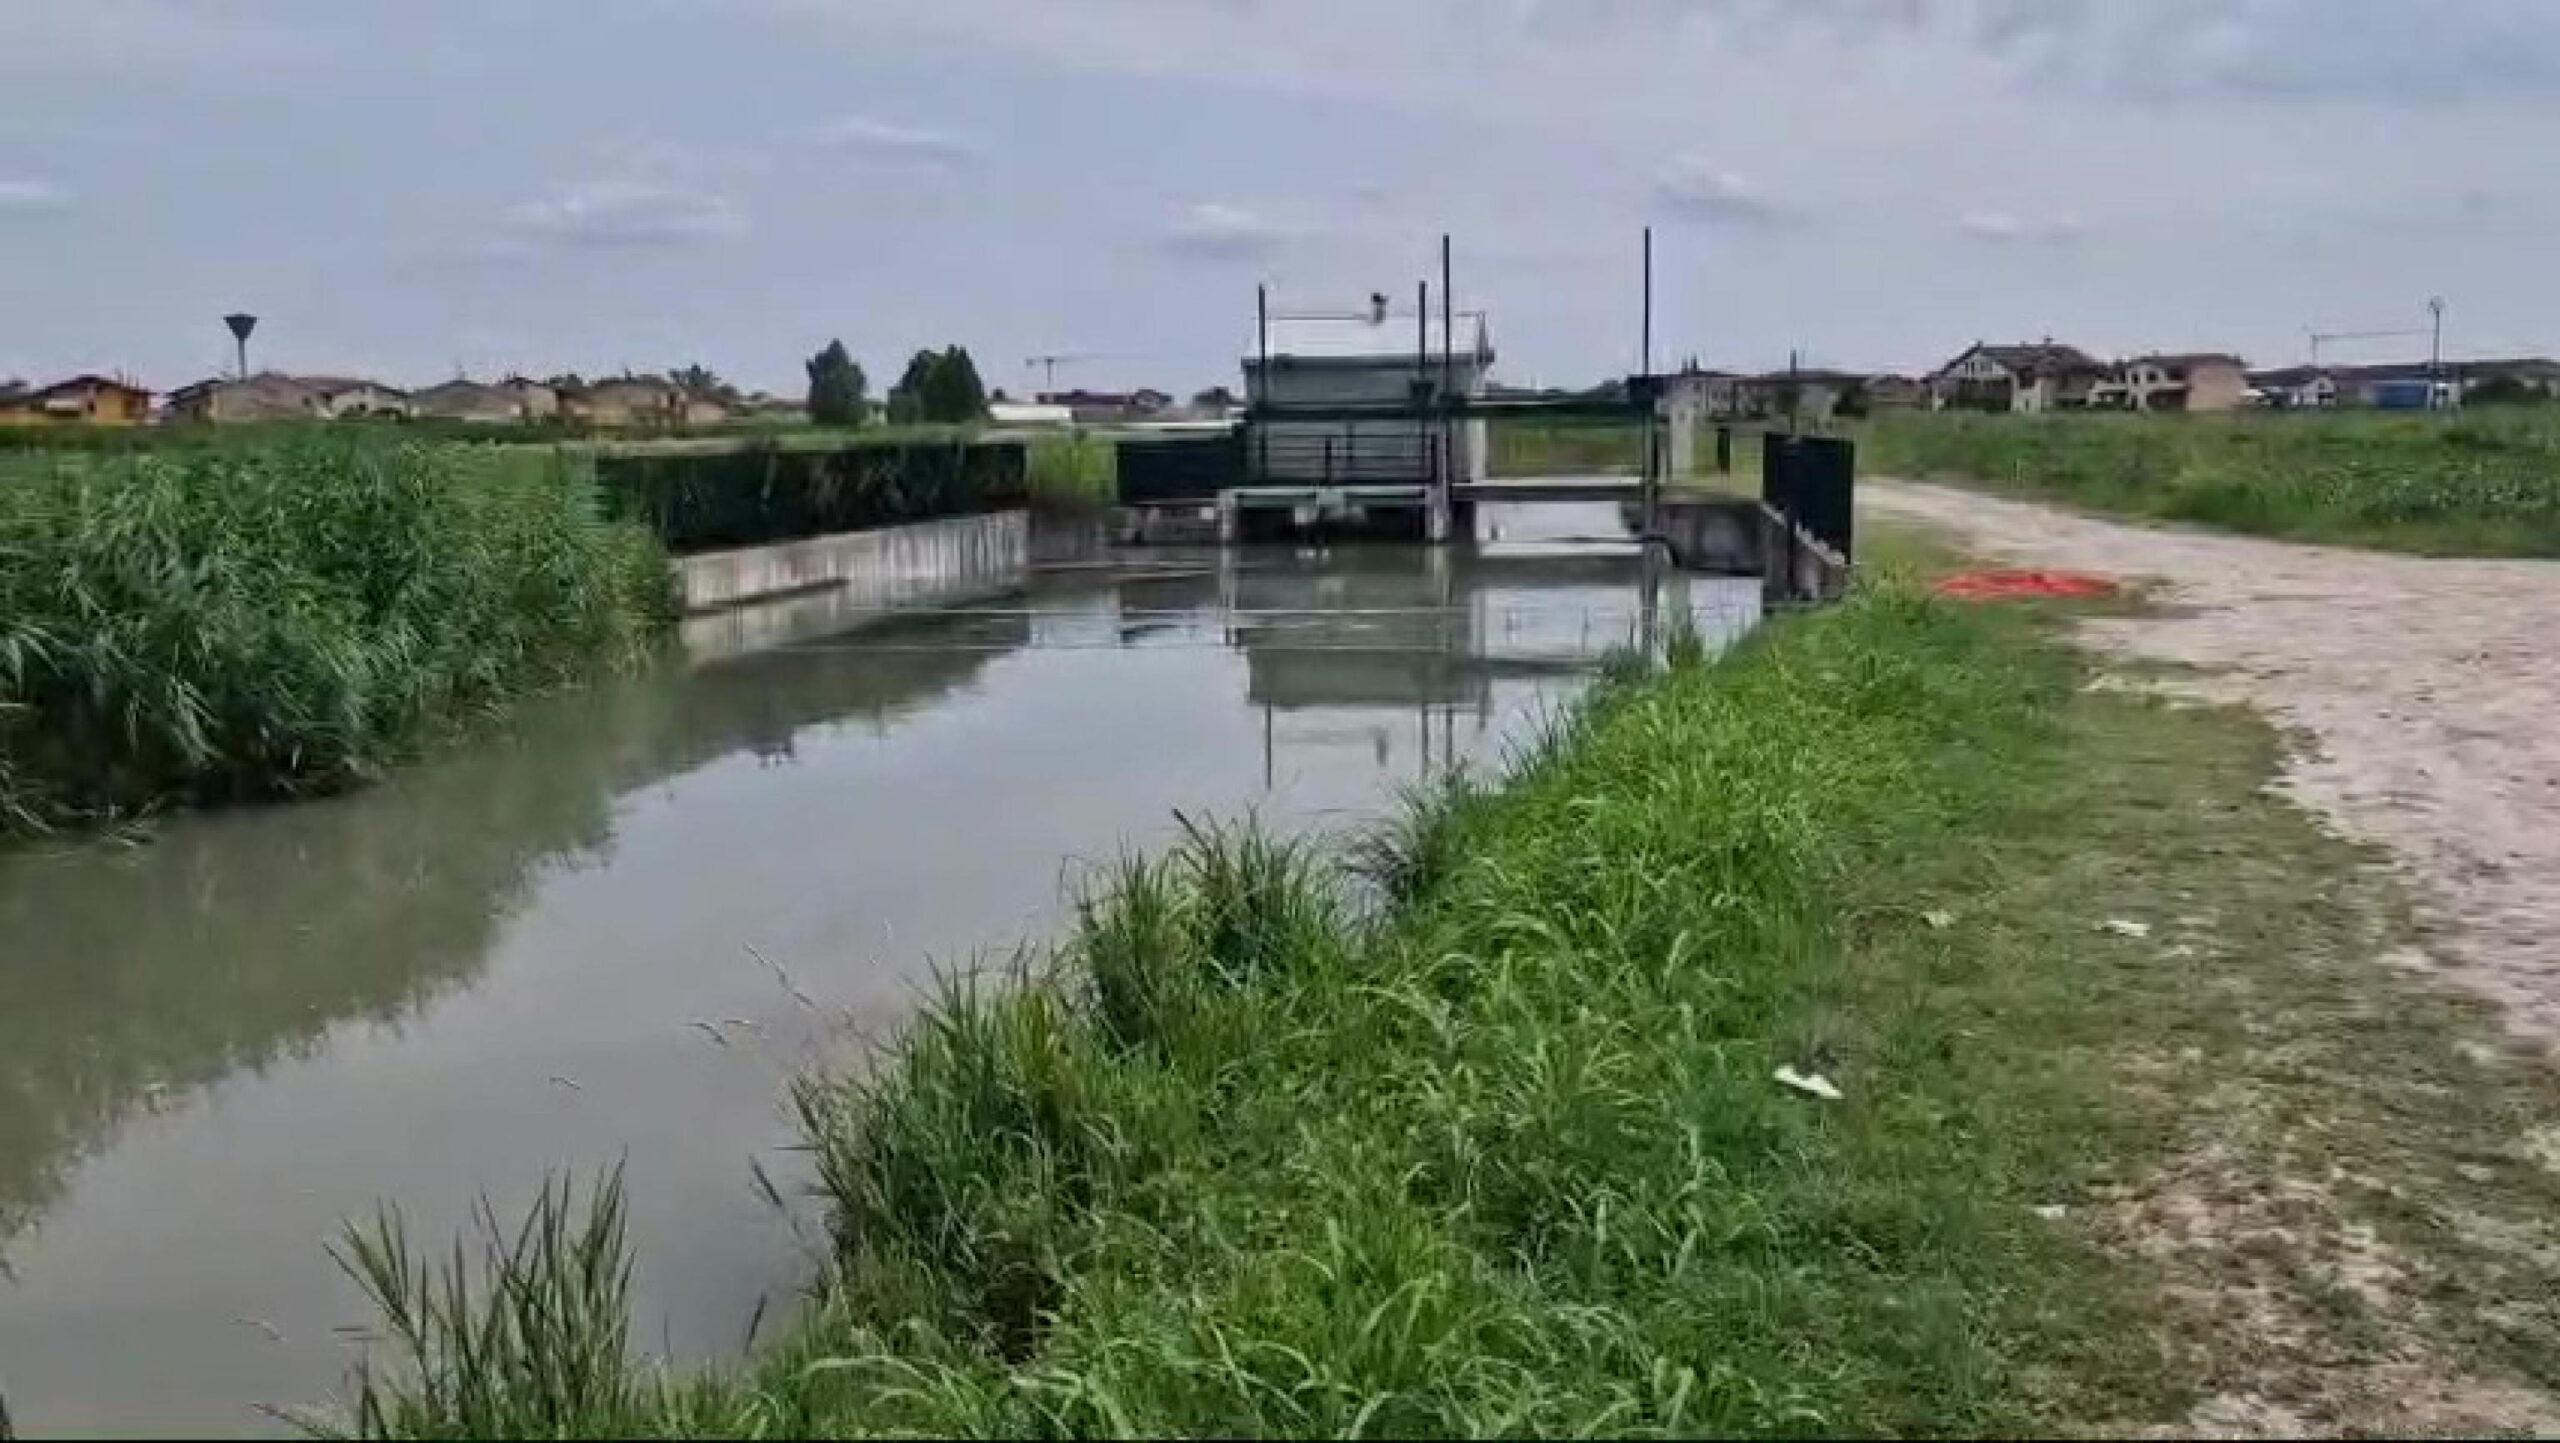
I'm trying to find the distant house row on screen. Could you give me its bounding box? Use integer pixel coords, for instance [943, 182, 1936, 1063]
[1651, 344, 2560, 425]
[2246, 359, 2560, 411]
[0, 371, 805, 428]
[1925, 344, 2255, 414]
[1658, 368, 1929, 429]
[1925, 342, 2560, 415]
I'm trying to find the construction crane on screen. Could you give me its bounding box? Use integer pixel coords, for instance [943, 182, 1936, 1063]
[2306, 328, 2423, 368]
[2305, 298, 2446, 370]
[1023, 353, 1101, 395]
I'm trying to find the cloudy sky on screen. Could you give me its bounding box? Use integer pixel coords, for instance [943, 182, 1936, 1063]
[3, 0, 2554, 395]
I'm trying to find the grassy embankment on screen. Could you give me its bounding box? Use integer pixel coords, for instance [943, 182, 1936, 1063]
[0, 438, 670, 832]
[1865, 407, 2560, 556]
[1487, 420, 1647, 476]
[331, 527, 2560, 1436]
[1488, 419, 1764, 495]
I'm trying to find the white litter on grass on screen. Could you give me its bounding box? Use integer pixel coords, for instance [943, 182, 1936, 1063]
[2032, 1204, 2068, 1222]
[2098, 918, 2153, 939]
[1773, 1066, 1843, 1101]
[1921, 909, 1957, 930]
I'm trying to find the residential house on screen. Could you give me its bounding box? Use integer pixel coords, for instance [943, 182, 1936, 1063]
[1243, 302, 1494, 485]
[2114, 353, 2251, 413]
[565, 377, 657, 427]
[2249, 360, 2530, 410]
[1662, 368, 1742, 477]
[1862, 374, 1927, 410]
[0, 373, 154, 425]
[733, 391, 805, 425]
[300, 376, 412, 419]
[410, 378, 527, 424]
[989, 400, 1076, 427]
[1929, 342, 2109, 413]
[1662, 367, 1743, 420]
[2329, 363, 2451, 409]
[1038, 388, 1175, 425]
[567, 375, 723, 428]
[2247, 366, 2338, 409]
[2456, 357, 2560, 402]
[163, 372, 322, 423]
[1738, 368, 1866, 424]
[496, 376, 561, 421]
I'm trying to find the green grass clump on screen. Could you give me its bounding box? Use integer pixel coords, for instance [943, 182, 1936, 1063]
[334, 581, 2184, 1437]
[316, 1172, 645, 1440]
[1864, 408, 2560, 554]
[1023, 432, 1117, 512]
[0, 437, 670, 830]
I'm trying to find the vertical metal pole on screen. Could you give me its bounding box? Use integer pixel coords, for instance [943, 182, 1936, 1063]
[1256, 283, 1270, 481]
[1418, 279, 1431, 491]
[1437, 235, 1456, 543]
[1641, 225, 1653, 378]
[2429, 296, 2446, 408]
[1440, 235, 1454, 400]
[1416, 281, 1429, 378]
[1636, 229, 1662, 543]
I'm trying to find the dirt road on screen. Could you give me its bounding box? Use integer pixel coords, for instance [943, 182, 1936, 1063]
[1866, 479, 2560, 1042]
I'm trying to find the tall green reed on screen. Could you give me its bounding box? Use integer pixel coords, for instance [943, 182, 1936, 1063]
[0, 435, 670, 830]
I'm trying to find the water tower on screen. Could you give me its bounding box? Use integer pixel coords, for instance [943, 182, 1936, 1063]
[223, 313, 258, 380]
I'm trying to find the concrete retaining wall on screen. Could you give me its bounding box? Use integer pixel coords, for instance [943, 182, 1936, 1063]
[673, 510, 1029, 661]
[672, 510, 1028, 615]
[1648, 493, 1850, 603]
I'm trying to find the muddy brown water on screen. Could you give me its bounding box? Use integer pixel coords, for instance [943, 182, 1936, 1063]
[0, 505, 1758, 1435]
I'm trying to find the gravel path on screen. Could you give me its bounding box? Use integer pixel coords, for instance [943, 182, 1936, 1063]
[1866, 479, 2560, 1042]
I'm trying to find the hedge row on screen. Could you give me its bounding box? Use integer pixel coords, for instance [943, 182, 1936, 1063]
[594, 438, 1029, 554]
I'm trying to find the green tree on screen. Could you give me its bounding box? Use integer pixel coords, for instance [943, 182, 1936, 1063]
[886, 350, 936, 424]
[886, 346, 990, 424]
[925, 345, 989, 423]
[805, 341, 869, 426]
[671, 363, 738, 403]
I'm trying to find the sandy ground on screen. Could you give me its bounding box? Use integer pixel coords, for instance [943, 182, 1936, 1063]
[1866, 480, 2560, 1044]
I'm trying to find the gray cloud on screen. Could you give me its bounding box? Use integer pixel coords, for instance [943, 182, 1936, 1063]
[0, 179, 68, 211]
[1958, 210, 2085, 246]
[1160, 202, 1296, 260]
[501, 180, 746, 248]
[1966, 0, 2560, 104]
[813, 115, 977, 164]
[831, 0, 2560, 110]
[1652, 159, 1799, 229]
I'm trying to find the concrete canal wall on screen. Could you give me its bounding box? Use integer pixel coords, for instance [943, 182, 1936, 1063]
[1649, 494, 1851, 603]
[673, 510, 1028, 614]
[673, 510, 1029, 659]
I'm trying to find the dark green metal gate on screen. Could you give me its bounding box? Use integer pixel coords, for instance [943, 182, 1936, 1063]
[1116, 432, 1245, 504]
[1761, 433, 1855, 560]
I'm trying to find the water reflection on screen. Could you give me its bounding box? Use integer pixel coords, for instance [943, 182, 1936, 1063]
[0, 504, 1755, 1435]
[0, 611, 1026, 1247]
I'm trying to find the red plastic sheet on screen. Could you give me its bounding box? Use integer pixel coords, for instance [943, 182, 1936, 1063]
[1932, 569, 2120, 601]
